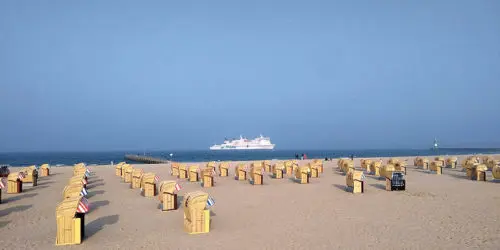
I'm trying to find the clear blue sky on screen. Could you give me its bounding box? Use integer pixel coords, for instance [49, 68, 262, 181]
[1, 1, 499, 152]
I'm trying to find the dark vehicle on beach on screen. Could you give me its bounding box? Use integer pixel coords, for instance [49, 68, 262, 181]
[0, 165, 10, 177]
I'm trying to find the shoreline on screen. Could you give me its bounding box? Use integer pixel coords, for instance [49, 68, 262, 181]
[6, 153, 499, 169]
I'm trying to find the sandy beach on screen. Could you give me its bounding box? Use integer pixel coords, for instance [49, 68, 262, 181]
[1, 154, 500, 250]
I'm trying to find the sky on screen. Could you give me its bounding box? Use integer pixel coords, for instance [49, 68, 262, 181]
[1, 1, 500, 152]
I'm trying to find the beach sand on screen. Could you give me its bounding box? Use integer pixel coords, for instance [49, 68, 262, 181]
[1, 154, 500, 249]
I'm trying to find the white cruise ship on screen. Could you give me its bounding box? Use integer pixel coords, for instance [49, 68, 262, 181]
[210, 135, 275, 150]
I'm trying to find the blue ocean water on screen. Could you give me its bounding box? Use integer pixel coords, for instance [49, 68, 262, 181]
[1, 148, 500, 166]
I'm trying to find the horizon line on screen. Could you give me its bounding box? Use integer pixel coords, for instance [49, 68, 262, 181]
[2, 147, 500, 154]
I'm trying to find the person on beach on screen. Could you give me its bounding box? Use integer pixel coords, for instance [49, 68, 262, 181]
[301, 154, 304, 160]
[350, 154, 354, 160]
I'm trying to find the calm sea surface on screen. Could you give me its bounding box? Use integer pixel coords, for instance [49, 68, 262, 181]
[1, 148, 500, 166]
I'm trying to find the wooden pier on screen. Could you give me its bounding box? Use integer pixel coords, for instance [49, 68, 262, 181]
[124, 154, 170, 164]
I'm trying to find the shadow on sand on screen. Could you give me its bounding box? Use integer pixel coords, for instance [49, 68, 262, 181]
[414, 169, 434, 174]
[85, 215, 119, 239]
[37, 180, 55, 185]
[332, 184, 347, 192]
[334, 170, 346, 176]
[0, 204, 33, 217]
[87, 190, 105, 198]
[366, 175, 382, 180]
[0, 220, 10, 228]
[90, 200, 110, 213]
[445, 171, 470, 180]
[2, 193, 38, 203]
[177, 195, 184, 205]
[369, 183, 386, 190]
[23, 185, 49, 192]
[88, 177, 103, 182]
[87, 182, 105, 189]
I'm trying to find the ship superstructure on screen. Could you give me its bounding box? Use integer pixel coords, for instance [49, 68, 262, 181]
[210, 135, 275, 150]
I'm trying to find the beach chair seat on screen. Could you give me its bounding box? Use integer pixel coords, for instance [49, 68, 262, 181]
[486, 159, 499, 170]
[295, 166, 310, 184]
[115, 162, 124, 176]
[56, 196, 88, 245]
[462, 156, 480, 170]
[272, 162, 285, 179]
[313, 159, 324, 173]
[218, 162, 229, 177]
[263, 160, 271, 172]
[123, 165, 134, 183]
[386, 171, 406, 191]
[368, 161, 382, 176]
[446, 157, 458, 168]
[73, 163, 87, 177]
[492, 165, 500, 179]
[235, 164, 247, 181]
[337, 158, 347, 170]
[120, 164, 130, 179]
[309, 163, 319, 178]
[341, 160, 354, 174]
[40, 164, 50, 177]
[429, 161, 444, 175]
[178, 164, 188, 179]
[131, 168, 144, 189]
[360, 159, 372, 171]
[473, 164, 488, 181]
[388, 158, 400, 165]
[159, 180, 178, 211]
[201, 168, 215, 187]
[68, 175, 87, 190]
[250, 163, 264, 185]
[414, 157, 429, 169]
[62, 183, 85, 199]
[381, 164, 396, 179]
[206, 161, 216, 170]
[171, 162, 180, 177]
[482, 156, 494, 164]
[394, 162, 407, 175]
[0, 177, 6, 203]
[189, 166, 200, 182]
[346, 170, 364, 194]
[183, 191, 211, 234]
[7, 172, 23, 194]
[142, 173, 158, 197]
[434, 157, 445, 167]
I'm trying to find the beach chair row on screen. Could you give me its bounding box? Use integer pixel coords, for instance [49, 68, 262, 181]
[170, 159, 324, 185]
[114, 162, 158, 196]
[55, 163, 92, 246]
[414, 156, 500, 181]
[114, 162, 215, 234]
[0, 164, 50, 203]
[341, 158, 406, 194]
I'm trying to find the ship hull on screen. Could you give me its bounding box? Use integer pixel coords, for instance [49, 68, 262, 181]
[209, 145, 275, 150]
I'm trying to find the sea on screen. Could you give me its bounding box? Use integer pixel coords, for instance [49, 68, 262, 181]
[1, 148, 500, 166]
